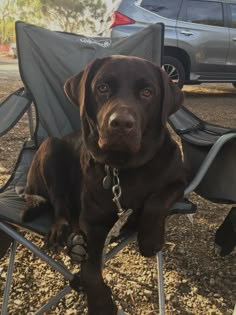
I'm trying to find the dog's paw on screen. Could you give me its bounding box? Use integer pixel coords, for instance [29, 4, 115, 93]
[138, 235, 164, 257]
[46, 218, 71, 248]
[22, 194, 49, 222]
[66, 232, 88, 263]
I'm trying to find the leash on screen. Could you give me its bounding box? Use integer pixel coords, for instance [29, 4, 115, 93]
[102, 166, 133, 265]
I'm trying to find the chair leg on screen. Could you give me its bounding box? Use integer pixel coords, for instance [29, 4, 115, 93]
[156, 251, 165, 315]
[0, 229, 13, 258]
[0, 222, 74, 281]
[35, 286, 73, 315]
[1, 240, 17, 315]
[0, 223, 83, 313]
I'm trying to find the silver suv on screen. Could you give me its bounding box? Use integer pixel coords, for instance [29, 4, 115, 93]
[101, 0, 236, 89]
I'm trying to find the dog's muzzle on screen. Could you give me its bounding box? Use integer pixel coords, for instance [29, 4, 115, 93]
[108, 112, 135, 134]
[98, 110, 141, 153]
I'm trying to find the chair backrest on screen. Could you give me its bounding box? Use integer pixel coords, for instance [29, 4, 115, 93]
[16, 21, 164, 142]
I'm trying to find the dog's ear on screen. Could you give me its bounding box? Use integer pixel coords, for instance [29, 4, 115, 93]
[64, 70, 83, 107]
[158, 67, 184, 125]
[64, 57, 111, 144]
[64, 58, 109, 115]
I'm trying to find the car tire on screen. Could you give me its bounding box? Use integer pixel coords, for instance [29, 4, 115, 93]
[162, 56, 185, 89]
[232, 83, 236, 88]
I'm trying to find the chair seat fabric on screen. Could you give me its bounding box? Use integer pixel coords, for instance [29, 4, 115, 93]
[0, 145, 52, 236]
[169, 106, 236, 146]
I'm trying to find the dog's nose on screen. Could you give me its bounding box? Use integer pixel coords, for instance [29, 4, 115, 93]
[109, 112, 135, 132]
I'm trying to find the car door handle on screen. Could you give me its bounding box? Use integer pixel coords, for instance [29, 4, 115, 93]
[232, 38, 236, 41]
[180, 30, 194, 36]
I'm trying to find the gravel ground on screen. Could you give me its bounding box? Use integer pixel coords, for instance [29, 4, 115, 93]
[0, 67, 235, 314]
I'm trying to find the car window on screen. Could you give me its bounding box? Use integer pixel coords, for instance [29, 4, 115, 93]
[140, 0, 182, 20]
[229, 4, 236, 28]
[185, 0, 224, 27]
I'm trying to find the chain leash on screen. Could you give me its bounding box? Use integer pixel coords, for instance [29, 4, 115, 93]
[102, 165, 133, 265]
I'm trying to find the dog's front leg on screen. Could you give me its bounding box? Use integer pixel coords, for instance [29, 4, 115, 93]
[137, 195, 166, 257]
[80, 223, 117, 315]
[137, 186, 184, 257]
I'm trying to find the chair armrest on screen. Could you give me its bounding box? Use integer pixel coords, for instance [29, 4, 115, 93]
[0, 88, 32, 137]
[184, 132, 236, 196]
[169, 199, 196, 215]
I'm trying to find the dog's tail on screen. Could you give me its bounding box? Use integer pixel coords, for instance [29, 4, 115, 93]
[22, 194, 52, 222]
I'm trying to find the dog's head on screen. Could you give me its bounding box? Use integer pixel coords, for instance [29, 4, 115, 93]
[64, 55, 183, 168]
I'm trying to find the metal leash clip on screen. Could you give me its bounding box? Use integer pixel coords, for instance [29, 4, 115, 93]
[112, 185, 125, 217]
[112, 168, 125, 217]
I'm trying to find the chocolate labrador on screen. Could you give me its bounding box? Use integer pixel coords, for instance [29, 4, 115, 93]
[22, 55, 186, 315]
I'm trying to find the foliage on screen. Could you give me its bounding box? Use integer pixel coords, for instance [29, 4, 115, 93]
[0, 0, 107, 44]
[0, 0, 44, 43]
[0, 0, 15, 43]
[16, 0, 44, 25]
[40, 0, 107, 34]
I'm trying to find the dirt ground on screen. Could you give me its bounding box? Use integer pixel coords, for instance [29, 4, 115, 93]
[0, 59, 235, 314]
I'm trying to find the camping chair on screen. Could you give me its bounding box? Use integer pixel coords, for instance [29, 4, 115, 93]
[0, 22, 196, 315]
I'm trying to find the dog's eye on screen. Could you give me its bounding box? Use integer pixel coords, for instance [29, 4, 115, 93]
[97, 84, 110, 94]
[141, 88, 153, 98]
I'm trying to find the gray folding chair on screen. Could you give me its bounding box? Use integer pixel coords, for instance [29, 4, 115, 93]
[0, 21, 196, 315]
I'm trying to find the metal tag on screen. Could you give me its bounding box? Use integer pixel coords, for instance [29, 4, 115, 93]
[103, 175, 112, 189]
[103, 165, 112, 189]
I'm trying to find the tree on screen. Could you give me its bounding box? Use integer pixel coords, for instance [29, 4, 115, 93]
[16, 0, 44, 26]
[40, 0, 107, 34]
[0, 0, 45, 44]
[0, 0, 15, 43]
[0, 0, 107, 44]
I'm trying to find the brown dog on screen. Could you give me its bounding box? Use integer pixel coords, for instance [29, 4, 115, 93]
[22, 55, 186, 314]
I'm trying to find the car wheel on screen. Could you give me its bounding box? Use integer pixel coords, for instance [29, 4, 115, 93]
[162, 56, 185, 89]
[232, 83, 236, 88]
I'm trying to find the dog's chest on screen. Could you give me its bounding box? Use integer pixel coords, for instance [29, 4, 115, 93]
[117, 170, 156, 209]
[85, 163, 160, 214]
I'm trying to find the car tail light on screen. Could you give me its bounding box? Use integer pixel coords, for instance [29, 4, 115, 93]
[110, 11, 135, 29]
